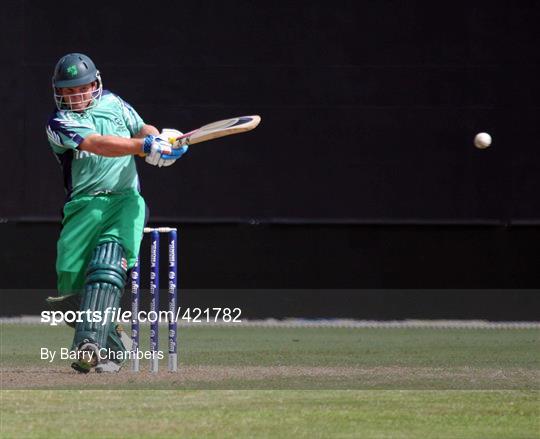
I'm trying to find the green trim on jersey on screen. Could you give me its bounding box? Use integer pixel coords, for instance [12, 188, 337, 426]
[46, 91, 145, 199]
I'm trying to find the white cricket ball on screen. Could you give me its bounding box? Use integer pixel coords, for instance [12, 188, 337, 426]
[474, 132, 492, 149]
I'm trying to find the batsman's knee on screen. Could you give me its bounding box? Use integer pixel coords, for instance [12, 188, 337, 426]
[86, 241, 128, 290]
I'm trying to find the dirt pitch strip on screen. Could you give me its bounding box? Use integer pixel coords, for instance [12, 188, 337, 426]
[2, 365, 539, 390]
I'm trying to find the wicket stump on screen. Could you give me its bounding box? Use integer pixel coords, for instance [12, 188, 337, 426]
[131, 227, 178, 373]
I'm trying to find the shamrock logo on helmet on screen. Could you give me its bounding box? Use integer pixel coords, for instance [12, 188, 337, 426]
[66, 65, 78, 77]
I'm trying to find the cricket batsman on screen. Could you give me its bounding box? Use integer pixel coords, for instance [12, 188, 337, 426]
[45, 53, 187, 373]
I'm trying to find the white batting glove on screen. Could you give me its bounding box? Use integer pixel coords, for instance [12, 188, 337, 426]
[158, 128, 185, 167]
[142, 135, 173, 166]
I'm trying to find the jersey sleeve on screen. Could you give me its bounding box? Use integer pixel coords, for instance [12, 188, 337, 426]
[117, 96, 145, 137]
[46, 117, 99, 153]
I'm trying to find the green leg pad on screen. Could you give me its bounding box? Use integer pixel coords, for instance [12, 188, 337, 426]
[73, 242, 127, 350]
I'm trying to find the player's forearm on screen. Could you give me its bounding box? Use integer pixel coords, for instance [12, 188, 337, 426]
[79, 135, 144, 157]
[134, 124, 160, 138]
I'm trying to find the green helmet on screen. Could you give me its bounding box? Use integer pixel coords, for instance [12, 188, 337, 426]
[53, 53, 100, 88]
[52, 53, 103, 111]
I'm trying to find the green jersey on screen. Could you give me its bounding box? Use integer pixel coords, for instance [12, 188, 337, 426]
[46, 90, 145, 200]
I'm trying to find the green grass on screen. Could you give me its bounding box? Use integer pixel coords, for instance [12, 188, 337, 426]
[0, 324, 538, 390]
[1, 324, 539, 437]
[1, 324, 539, 368]
[1, 390, 538, 438]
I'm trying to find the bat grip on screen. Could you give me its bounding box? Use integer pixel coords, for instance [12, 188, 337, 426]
[173, 137, 189, 147]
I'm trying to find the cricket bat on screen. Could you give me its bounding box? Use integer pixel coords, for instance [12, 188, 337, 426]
[140, 115, 261, 157]
[173, 115, 261, 146]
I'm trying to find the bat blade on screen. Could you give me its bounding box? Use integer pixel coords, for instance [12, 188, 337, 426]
[177, 115, 261, 146]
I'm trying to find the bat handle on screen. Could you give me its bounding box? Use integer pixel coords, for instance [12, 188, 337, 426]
[174, 137, 189, 147]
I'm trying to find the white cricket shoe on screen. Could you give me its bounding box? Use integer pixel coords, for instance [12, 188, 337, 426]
[95, 360, 122, 373]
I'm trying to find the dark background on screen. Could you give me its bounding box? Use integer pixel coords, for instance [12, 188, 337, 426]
[1, 1, 539, 319]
